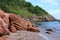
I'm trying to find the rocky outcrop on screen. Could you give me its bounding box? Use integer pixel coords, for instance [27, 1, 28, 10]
[38, 15, 56, 21]
[0, 9, 40, 36]
[44, 15, 56, 21]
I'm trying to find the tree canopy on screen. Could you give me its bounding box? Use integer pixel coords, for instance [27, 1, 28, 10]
[0, 0, 49, 17]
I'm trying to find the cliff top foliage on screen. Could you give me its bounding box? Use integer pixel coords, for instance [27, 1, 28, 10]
[0, 0, 49, 17]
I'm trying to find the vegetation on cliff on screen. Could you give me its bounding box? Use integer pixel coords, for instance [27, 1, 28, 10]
[0, 0, 49, 18]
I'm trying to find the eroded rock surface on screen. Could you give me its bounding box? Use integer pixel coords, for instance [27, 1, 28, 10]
[0, 9, 40, 37]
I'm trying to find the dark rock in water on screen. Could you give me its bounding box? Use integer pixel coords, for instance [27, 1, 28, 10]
[46, 32, 51, 34]
[46, 29, 53, 32]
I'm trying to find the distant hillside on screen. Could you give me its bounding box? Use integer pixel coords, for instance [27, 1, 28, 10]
[0, 0, 55, 21]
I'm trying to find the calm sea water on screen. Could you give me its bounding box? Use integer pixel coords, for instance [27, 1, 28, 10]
[40, 21, 60, 30]
[38, 21, 60, 40]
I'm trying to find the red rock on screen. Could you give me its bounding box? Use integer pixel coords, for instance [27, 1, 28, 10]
[9, 14, 40, 32]
[0, 36, 8, 40]
[27, 27, 40, 32]
[9, 21, 17, 33]
[0, 9, 40, 37]
[9, 14, 26, 26]
[0, 25, 5, 36]
[9, 14, 27, 29]
[0, 9, 5, 14]
[0, 18, 9, 35]
[0, 10, 10, 35]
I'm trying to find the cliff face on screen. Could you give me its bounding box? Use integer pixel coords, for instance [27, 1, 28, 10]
[44, 15, 56, 21]
[28, 15, 56, 22]
[0, 9, 40, 37]
[37, 15, 56, 21]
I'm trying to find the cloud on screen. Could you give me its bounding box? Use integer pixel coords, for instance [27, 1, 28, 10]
[49, 10, 60, 19]
[40, 0, 58, 6]
[51, 10, 60, 14]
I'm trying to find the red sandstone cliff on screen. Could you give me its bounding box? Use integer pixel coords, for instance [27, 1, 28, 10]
[0, 9, 40, 36]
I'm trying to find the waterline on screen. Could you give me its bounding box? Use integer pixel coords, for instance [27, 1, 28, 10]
[38, 33, 53, 40]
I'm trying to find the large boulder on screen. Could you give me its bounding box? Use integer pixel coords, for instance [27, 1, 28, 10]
[0, 9, 40, 36]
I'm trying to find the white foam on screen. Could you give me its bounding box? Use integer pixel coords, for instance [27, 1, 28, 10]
[38, 33, 53, 40]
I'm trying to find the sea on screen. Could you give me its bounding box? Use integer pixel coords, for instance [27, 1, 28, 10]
[38, 21, 60, 40]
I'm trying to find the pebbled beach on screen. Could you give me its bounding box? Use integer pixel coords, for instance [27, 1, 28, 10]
[0, 31, 45, 40]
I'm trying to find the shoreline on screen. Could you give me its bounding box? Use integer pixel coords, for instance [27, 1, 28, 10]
[0, 26, 60, 40]
[0, 31, 45, 40]
[38, 25, 60, 40]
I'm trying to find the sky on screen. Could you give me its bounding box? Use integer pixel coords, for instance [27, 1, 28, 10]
[26, 0, 60, 19]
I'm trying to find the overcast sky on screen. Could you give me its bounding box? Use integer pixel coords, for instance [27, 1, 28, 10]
[26, 0, 60, 19]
